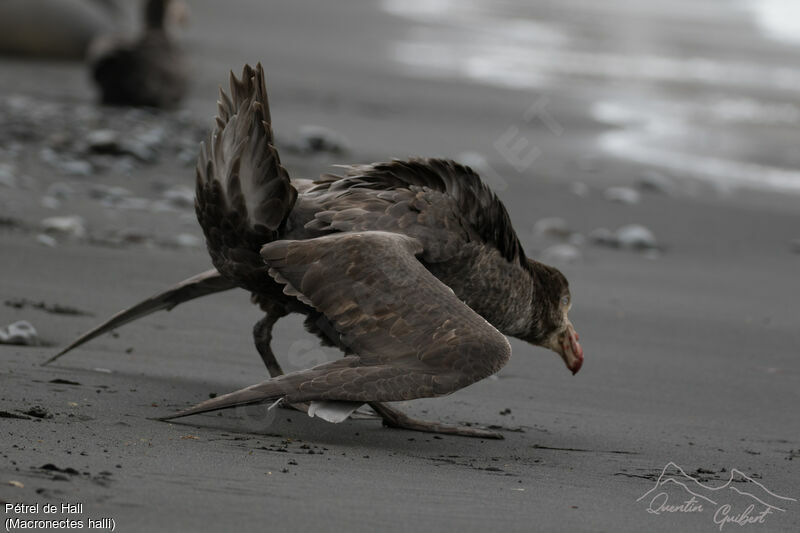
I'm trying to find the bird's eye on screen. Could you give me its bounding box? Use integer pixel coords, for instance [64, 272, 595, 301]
[561, 295, 570, 307]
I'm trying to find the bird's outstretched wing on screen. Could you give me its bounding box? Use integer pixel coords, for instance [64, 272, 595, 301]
[161, 231, 511, 420]
[43, 269, 234, 366]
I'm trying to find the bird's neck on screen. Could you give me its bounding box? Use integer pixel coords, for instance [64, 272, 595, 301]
[429, 246, 533, 337]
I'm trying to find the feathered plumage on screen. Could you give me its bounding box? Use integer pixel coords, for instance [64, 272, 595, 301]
[51, 63, 583, 439]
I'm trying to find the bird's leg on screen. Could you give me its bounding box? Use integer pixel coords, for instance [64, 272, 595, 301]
[252, 313, 309, 414]
[252, 313, 285, 377]
[368, 402, 503, 440]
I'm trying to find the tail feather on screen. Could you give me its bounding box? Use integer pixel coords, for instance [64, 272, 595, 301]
[196, 62, 296, 234]
[195, 63, 297, 290]
[43, 269, 234, 366]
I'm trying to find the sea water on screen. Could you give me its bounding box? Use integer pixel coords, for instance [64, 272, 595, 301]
[381, 0, 800, 193]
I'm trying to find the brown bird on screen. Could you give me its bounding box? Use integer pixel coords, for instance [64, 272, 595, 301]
[46, 64, 583, 439]
[89, 0, 187, 107]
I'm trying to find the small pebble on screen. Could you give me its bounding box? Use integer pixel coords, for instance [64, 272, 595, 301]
[616, 224, 658, 250]
[295, 125, 351, 154]
[604, 187, 640, 205]
[86, 129, 120, 153]
[36, 234, 58, 247]
[0, 320, 40, 346]
[41, 215, 86, 239]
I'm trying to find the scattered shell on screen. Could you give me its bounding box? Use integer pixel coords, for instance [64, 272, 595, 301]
[616, 224, 658, 250]
[533, 217, 571, 239]
[0, 320, 40, 346]
[40, 215, 86, 238]
[604, 187, 640, 205]
[541, 244, 582, 264]
[36, 234, 58, 247]
[790, 239, 800, 254]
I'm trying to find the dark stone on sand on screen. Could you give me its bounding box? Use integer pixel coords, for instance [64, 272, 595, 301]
[40, 464, 79, 476]
[23, 406, 53, 419]
[292, 125, 351, 154]
[0, 410, 31, 420]
[5, 298, 93, 316]
[49, 379, 82, 386]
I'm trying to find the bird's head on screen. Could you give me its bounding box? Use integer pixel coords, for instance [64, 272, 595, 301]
[524, 259, 584, 375]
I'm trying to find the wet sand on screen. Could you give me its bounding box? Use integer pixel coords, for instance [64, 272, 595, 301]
[1, 1, 799, 531]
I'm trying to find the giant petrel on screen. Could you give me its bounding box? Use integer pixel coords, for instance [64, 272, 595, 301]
[47, 64, 583, 439]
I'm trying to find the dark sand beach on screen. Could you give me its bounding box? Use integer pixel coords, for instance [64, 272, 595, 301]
[1, 1, 798, 531]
